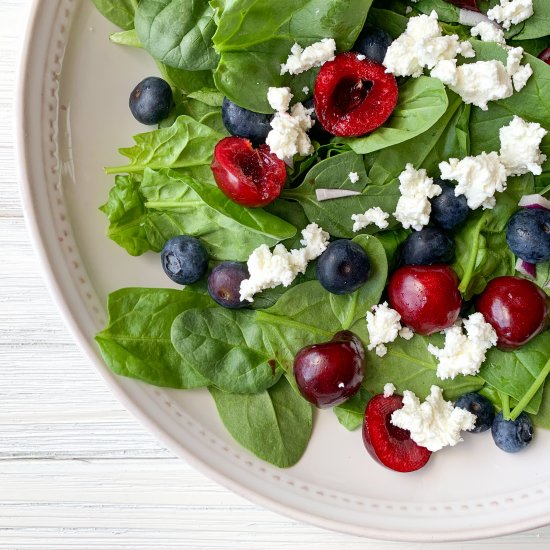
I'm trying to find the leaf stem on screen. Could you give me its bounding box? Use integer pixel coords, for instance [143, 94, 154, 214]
[499, 391, 511, 419]
[509, 357, 550, 421]
[458, 215, 485, 294]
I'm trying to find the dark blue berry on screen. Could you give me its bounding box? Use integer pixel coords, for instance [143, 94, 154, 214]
[506, 208, 550, 264]
[400, 226, 455, 266]
[303, 99, 332, 143]
[455, 393, 495, 433]
[161, 236, 208, 285]
[430, 181, 469, 230]
[316, 240, 371, 295]
[129, 77, 173, 125]
[207, 262, 249, 309]
[491, 411, 533, 453]
[353, 26, 393, 64]
[222, 97, 272, 147]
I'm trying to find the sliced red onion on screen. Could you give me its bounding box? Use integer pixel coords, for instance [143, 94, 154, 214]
[315, 188, 361, 201]
[518, 194, 550, 211]
[516, 258, 537, 279]
[458, 9, 490, 27]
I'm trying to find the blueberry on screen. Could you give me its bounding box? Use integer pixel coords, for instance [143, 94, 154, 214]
[222, 97, 272, 147]
[455, 393, 495, 433]
[317, 240, 371, 295]
[399, 226, 455, 266]
[353, 26, 393, 64]
[506, 208, 550, 264]
[492, 411, 533, 453]
[303, 99, 332, 143]
[207, 262, 249, 309]
[129, 77, 173, 125]
[161, 236, 208, 285]
[430, 181, 469, 230]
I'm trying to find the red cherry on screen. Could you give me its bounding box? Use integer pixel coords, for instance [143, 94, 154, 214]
[444, 0, 480, 11]
[476, 276, 549, 350]
[538, 47, 550, 66]
[363, 394, 431, 473]
[293, 331, 365, 408]
[388, 265, 462, 335]
[314, 52, 398, 137]
[211, 137, 286, 207]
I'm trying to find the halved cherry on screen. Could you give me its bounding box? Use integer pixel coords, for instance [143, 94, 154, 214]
[211, 137, 287, 207]
[314, 52, 398, 137]
[539, 47, 550, 66]
[444, 0, 480, 11]
[363, 394, 431, 473]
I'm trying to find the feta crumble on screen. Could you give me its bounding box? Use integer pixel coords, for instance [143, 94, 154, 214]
[512, 63, 533, 91]
[348, 171, 360, 184]
[239, 224, 329, 302]
[391, 386, 477, 452]
[487, 0, 534, 31]
[470, 21, 506, 44]
[351, 207, 390, 232]
[384, 383, 396, 398]
[266, 103, 314, 160]
[302, 86, 310, 95]
[383, 11, 475, 78]
[357, 54, 366, 61]
[499, 116, 548, 176]
[428, 313, 498, 380]
[439, 152, 508, 210]
[280, 38, 336, 76]
[393, 164, 442, 231]
[267, 87, 293, 113]
[366, 302, 411, 357]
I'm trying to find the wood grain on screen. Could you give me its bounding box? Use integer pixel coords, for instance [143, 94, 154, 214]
[2, 0, 550, 547]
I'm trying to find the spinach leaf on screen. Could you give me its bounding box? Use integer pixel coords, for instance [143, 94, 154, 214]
[135, 0, 219, 71]
[535, 262, 550, 296]
[213, 0, 374, 113]
[376, 229, 410, 270]
[333, 387, 371, 431]
[92, 0, 137, 30]
[209, 375, 312, 468]
[341, 77, 449, 155]
[106, 115, 223, 175]
[95, 287, 210, 388]
[510, 0, 550, 40]
[509, 36, 550, 58]
[110, 29, 141, 48]
[407, 0, 460, 22]
[161, 65, 216, 95]
[367, 8, 408, 38]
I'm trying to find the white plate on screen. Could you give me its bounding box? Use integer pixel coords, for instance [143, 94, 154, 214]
[16, 0, 550, 541]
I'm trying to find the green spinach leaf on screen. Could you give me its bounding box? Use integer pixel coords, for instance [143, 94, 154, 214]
[92, 0, 137, 30]
[510, 0, 550, 40]
[334, 387, 371, 431]
[209, 375, 312, 468]
[110, 29, 141, 48]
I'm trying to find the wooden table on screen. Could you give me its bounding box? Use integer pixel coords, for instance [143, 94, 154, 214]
[2, 0, 550, 547]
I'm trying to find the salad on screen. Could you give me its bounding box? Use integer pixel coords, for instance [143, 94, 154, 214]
[91, 0, 550, 472]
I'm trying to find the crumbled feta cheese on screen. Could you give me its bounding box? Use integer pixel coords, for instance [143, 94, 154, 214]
[512, 63, 533, 91]
[366, 302, 409, 357]
[428, 313, 498, 380]
[504, 47, 533, 91]
[487, 0, 534, 30]
[430, 59, 458, 86]
[266, 103, 314, 160]
[384, 383, 396, 398]
[267, 87, 293, 113]
[470, 21, 506, 44]
[506, 46, 524, 75]
[439, 152, 508, 210]
[391, 386, 476, 452]
[348, 171, 360, 184]
[399, 326, 414, 340]
[280, 38, 336, 76]
[499, 116, 548, 176]
[393, 164, 442, 230]
[357, 54, 366, 61]
[239, 224, 329, 302]
[302, 86, 310, 95]
[351, 207, 390, 232]
[383, 11, 474, 78]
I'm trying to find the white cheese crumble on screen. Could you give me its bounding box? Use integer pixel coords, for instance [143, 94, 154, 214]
[391, 386, 477, 452]
[470, 21, 506, 44]
[427, 313, 498, 380]
[399, 326, 414, 340]
[266, 103, 314, 160]
[393, 164, 442, 230]
[280, 38, 336, 76]
[383, 11, 475, 78]
[351, 207, 390, 232]
[302, 86, 310, 95]
[384, 383, 396, 398]
[512, 63, 533, 91]
[267, 87, 293, 113]
[439, 152, 508, 209]
[366, 302, 412, 357]
[357, 54, 366, 61]
[239, 223, 329, 302]
[487, 0, 534, 30]
[499, 116, 548, 176]
[348, 171, 360, 184]
[504, 46, 533, 92]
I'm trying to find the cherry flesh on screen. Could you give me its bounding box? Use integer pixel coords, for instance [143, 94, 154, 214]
[211, 136, 286, 207]
[293, 331, 365, 408]
[476, 276, 549, 350]
[363, 394, 431, 473]
[388, 265, 462, 335]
